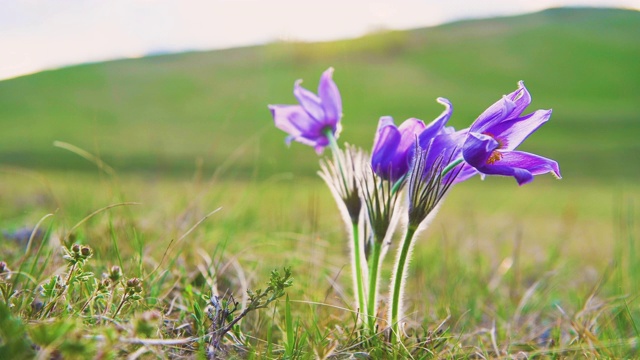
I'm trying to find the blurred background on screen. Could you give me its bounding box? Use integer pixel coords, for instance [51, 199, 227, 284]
[0, 0, 639, 184]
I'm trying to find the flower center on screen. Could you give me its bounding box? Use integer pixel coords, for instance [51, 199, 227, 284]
[482, 132, 504, 149]
[486, 151, 503, 165]
[481, 132, 505, 165]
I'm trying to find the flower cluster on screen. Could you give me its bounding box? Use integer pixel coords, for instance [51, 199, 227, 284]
[269, 68, 561, 341]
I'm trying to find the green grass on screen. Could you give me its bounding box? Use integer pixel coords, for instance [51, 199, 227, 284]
[1, 166, 638, 358]
[1, 6, 639, 358]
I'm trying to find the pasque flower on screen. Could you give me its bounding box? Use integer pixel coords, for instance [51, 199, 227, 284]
[268, 68, 564, 343]
[415, 99, 478, 185]
[462, 81, 561, 185]
[268, 68, 342, 153]
[389, 141, 459, 343]
[371, 98, 453, 183]
[371, 117, 425, 182]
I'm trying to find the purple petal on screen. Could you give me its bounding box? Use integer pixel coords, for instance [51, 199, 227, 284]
[489, 109, 552, 151]
[497, 151, 562, 179]
[285, 134, 316, 147]
[476, 163, 534, 185]
[314, 143, 327, 154]
[396, 118, 426, 155]
[470, 82, 534, 134]
[418, 97, 453, 146]
[371, 116, 401, 177]
[451, 163, 479, 184]
[294, 80, 325, 121]
[462, 132, 500, 168]
[470, 150, 561, 185]
[318, 67, 342, 127]
[424, 129, 466, 166]
[508, 81, 532, 118]
[269, 104, 324, 143]
[418, 129, 476, 184]
[470, 95, 515, 133]
[440, 125, 456, 135]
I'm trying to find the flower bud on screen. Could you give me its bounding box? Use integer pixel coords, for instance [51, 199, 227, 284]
[126, 278, 143, 294]
[109, 265, 122, 282]
[99, 279, 111, 291]
[80, 246, 92, 257]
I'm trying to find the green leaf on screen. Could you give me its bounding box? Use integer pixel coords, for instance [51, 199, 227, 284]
[284, 294, 294, 357]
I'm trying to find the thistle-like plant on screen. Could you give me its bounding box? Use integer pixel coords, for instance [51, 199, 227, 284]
[111, 277, 144, 319]
[40, 244, 95, 318]
[205, 267, 293, 358]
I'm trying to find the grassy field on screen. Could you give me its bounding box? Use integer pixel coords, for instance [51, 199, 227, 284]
[1, 169, 638, 358]
[1, 6, 639, 359]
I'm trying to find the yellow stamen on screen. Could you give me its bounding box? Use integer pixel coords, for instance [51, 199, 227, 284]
[486, 151, 503, 165]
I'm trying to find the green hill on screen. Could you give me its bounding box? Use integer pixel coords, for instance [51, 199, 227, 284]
[1, 7, 638, 182]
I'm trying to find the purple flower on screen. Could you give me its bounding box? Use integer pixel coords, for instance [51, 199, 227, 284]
[408, 98, 478, 184]
[419, 128, 479, 184]
[371, 98, 455, 182]
[268, 68, 342, 154]
[462, 82, 561, 185]
[371, 117, 425, 182]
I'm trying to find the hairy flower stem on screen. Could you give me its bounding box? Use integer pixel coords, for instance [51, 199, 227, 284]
[323, 128, 368, 324]
[366, 241, 383, 332]
[351, 222, 367, 323]
[389, 225, 418, 344]
[324, 128, 350, 192]
[65, 263, 77, 285]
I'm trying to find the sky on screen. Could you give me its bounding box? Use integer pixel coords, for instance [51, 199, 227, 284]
[1, 0, 638, 81]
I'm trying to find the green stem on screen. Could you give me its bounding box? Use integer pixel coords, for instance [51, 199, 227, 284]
[390, 174, 407, 195]
[112, 293, 128, 319]
[324, 127, 340, 155]
[323, 128, 365, 321]
[389, 226, 418, 344]
[351, 222, 367, 323]
[323, 128, 350, 192]
[441, 158, 463, 178]
[366, 241, 383, 332]
[65, 263, 77, 286]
